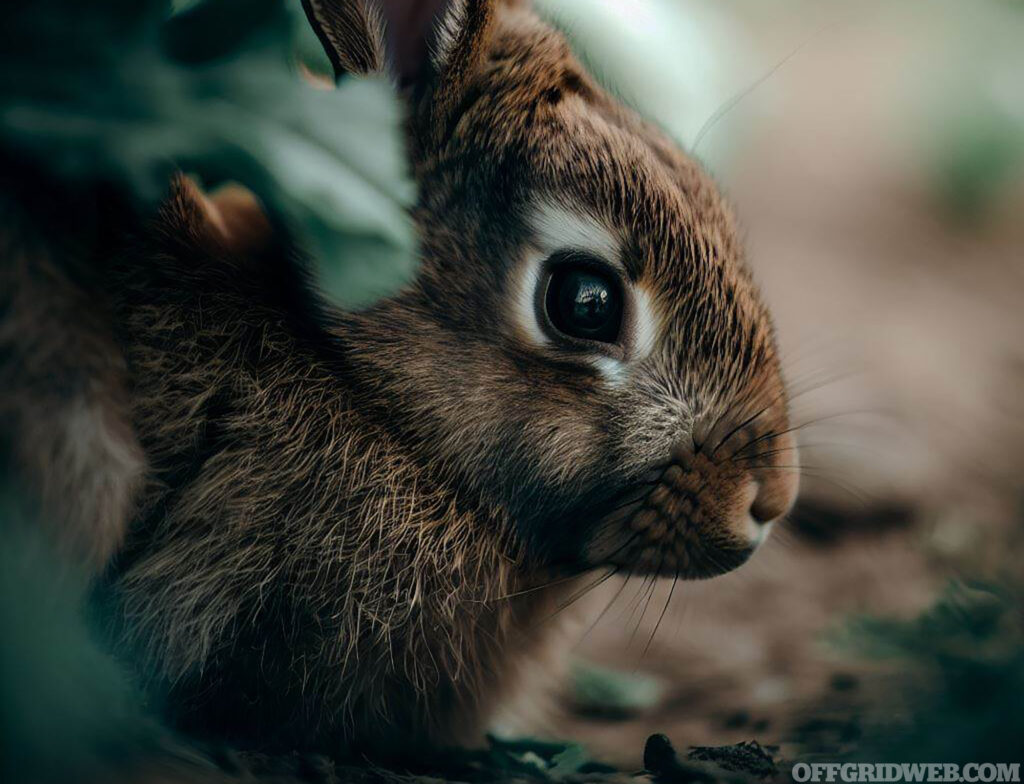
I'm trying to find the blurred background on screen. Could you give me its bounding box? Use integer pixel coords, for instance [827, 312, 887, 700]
[2, 0, 1022, 776]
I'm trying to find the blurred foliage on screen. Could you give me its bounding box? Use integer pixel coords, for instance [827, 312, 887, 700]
[916, 1, 1024, 226]
[0, 493, 164, 783]
[467, 736, 618, 781]
[0, 0, 415, 307]
[830, 580, 1024, 763]
[930, 105, 1024, 225]
[570, 659, 665, 719]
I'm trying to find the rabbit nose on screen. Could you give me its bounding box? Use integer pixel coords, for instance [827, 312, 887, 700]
[750, 476, 797, 524]
[746, 432, 800, 525]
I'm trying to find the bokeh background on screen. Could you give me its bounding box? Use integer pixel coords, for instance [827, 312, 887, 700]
[2, 0, 1023, 776]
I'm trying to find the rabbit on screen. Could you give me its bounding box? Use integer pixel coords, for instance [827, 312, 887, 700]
[2, 0, 799, 762]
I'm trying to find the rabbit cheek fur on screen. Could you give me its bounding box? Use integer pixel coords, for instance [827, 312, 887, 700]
[98, 0, 797, 759]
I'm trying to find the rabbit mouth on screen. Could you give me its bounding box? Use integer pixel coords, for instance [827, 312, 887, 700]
[579, 456, 765, 580]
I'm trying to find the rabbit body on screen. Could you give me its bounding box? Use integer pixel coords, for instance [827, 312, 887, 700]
[94, 181, 559, 755]
[2, 0, 798, 760]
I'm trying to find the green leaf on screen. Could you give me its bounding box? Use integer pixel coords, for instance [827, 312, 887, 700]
[0, 0, 415, 307]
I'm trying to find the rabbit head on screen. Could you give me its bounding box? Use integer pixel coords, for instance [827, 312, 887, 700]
[304, 0, 799, 580]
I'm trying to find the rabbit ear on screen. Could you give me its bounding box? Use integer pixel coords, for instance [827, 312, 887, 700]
[301, 0, 495, 88]
[301, 0, 388, 76]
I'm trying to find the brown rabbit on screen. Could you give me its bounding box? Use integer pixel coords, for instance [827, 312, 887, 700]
[2, 0, 799, 761]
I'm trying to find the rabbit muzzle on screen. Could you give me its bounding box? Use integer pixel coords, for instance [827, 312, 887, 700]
[584, 430, 798, 579]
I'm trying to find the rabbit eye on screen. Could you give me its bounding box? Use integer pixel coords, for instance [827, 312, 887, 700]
[544, 260, 623, 344]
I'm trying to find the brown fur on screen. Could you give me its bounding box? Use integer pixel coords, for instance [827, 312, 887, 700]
[97, 178, 563, 754]
[0, 189, 145, 570]
[1, 0, 797, 758]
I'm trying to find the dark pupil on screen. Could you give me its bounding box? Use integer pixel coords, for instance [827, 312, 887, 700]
[547, 266, 622, 343]
[561, 273, 611, 329]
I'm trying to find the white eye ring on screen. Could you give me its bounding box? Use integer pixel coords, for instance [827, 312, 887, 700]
[511, 199, 661, 385]
[631, 285, 659, 360]
[514, 252, 551, 348]
[530, 199, 620, 262]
